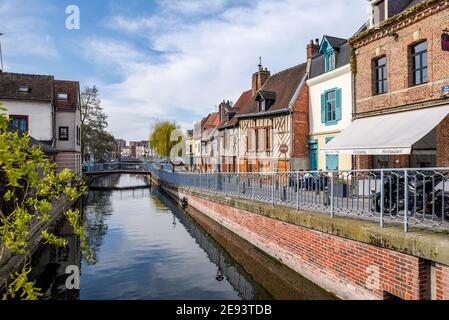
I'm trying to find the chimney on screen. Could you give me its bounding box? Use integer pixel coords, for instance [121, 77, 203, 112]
[307, 39, 320, 59]
[219, 100, 232, 122]
[252, 57, 270, 97]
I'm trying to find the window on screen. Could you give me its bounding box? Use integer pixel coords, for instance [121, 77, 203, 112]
[442, 33, 449, 51]
[58, 93, 68, 100]
[10, 115, 28, 132]
[326, 91, 336, 122]
[76, 126, 81, 145]
[259, 100, 265, 112]
[321, 88, 342, 125]
[256, 129, 264, 152]
[411, 41, 428, 86]
[372, 0, 386, 26]
[265, 128, 271, 152]
[59, 127, 69, 141]
[18, 86, 30, 93]
[374, 56, 388, 94]
[325, 137, 339, 171]
[247, 129, 255, 152]
[325, 50, 335, 72]
[373, 155, 389, 169]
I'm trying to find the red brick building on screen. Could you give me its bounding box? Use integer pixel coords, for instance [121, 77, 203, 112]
[324, 0, 449, 169]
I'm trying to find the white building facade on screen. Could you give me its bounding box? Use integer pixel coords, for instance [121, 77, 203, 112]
[307, 36, 353, 171]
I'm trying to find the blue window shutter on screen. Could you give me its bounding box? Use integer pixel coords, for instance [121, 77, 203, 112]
[335, 88, 342, 121]
[321, 93, 326, 123]
[324, 54, 328, 72]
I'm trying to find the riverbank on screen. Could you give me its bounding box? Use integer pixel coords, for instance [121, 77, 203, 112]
[0, 196, 76, 291]
[162, 188, 337, 300]
[152, 176, 449, 300]
[30, 174, 291, 300]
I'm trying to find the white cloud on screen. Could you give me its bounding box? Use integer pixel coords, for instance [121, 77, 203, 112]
[83, 0, 369, 141]
[155, 0, 230, 17]
[82, 38, 147, 70]
[0, 1, 58, 62]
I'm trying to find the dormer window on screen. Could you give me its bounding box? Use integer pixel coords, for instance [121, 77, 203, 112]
[256, 91, 276, 112]
[325, 50, 335, 72]
[58, 93, 68, 100]
[372, 0, 387, 27]
[18, 86, 30, 93]
[320, 37, 337, 73]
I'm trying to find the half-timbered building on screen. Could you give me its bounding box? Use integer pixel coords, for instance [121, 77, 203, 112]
[217, 92, 252, 173]
[201, 112, 220, 172]
[236, 62, 309, 172]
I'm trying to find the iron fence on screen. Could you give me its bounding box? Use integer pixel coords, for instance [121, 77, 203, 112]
[150, 166, 449, 232]
[83, 161, 148, 173]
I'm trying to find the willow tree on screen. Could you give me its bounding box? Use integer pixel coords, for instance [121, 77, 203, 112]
[149, 121, 179, 157]
[0, 103, 91, 300]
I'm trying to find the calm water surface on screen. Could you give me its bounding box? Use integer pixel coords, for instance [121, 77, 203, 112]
[31, 174, 273, 300]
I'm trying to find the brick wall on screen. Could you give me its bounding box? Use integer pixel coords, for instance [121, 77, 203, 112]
[291, 85, 309, 169]
[355, 155, 373, 170]
[354, 1, 449, 115]
[172, 187, 442, 300]
[434, 263, 449, 299]
[55, 152, 81, 175]
[436, 115, 449, 167]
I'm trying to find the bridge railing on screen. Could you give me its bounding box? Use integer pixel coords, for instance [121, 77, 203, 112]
[84, 160, 150, 173]
[150, 167, 449, 233]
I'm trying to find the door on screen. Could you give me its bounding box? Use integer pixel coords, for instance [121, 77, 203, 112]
[309, 140, 318, 171]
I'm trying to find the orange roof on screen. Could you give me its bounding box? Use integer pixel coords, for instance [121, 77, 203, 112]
[217, 89, 252, 130]
[203, 112, 220, 129]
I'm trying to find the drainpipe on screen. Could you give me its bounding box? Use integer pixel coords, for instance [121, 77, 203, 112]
[351, 73, 356, 119]
[52, 103, 56, 148]
[351, 71, 357, 169]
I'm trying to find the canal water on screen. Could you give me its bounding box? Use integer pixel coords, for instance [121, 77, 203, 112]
[30, 174, 335, 300]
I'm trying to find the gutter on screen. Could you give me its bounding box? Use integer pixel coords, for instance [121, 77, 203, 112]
[237, 108, 290, 119]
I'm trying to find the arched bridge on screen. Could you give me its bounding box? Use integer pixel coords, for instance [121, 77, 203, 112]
[83, 160, 152, 176]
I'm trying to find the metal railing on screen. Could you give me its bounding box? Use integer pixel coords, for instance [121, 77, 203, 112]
[83, 160, 149, 173]
[150, 167, 449, 232]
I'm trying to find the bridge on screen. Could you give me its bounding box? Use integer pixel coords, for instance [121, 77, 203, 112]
[83, 160, 152, 176]
[83, 160, 157, 190]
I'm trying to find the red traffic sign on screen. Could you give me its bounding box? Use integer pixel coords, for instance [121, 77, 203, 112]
[279, 144, 289, 154]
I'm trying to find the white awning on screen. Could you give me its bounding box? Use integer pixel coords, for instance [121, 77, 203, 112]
[321, 105, 449, 155]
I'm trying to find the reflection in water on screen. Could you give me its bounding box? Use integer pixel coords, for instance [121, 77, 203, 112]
[31, 175, 273, 300]
[90, 174, 149, 189]
[31, 174, 333, 300]
[30, 209, 82, 300]
[154, 188, 272, 300]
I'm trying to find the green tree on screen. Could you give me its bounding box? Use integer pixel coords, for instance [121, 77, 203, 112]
[0, 102, 91, 300]
[149, 121, 179, 157]
[80, 86, 115, 161]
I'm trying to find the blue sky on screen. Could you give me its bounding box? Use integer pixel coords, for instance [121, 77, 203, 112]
[0, 0, 369, 141]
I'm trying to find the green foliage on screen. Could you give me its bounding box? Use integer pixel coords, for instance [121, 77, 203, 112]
[149, 121, 179, 157]
[0, 102, 90, 299]
[65, 208, 94, 264]
[41, 230, 68, 247]
[2, 265, 43, 300]
[80, 86, 115, 161]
